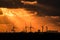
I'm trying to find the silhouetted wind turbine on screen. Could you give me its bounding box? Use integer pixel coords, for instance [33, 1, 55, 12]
[42, 26, 44, 32]
[11, 26, 15, 32]
[29, 22, 33, 32]
[24, 22, 28, 32]
[45, 26, 48, 32]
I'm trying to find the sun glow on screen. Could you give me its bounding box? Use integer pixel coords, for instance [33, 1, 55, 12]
[0, 8, 60, 32]
[0, 8, 38, 32]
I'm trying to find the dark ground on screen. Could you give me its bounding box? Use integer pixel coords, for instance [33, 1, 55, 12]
[0, 32, 60, 40]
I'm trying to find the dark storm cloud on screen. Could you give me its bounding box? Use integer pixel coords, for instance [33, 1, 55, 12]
[23, 2, 60, 16]
[37, 6, 60, 16]
[37, 0, 60, 8]
[22, 0, 60, 16]
[37, 0, 60, 16]
[22, 4, 37, 12]
[0, 0, 23, 8]
[0, 0, 37, 8]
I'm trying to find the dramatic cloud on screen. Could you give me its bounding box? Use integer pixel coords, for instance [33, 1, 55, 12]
[37, 0, 60, 16]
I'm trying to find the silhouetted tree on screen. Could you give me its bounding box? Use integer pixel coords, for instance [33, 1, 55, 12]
[38, 29, 40, 32]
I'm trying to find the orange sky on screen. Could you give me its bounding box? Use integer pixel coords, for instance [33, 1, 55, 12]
[0, 8, 60, 32]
